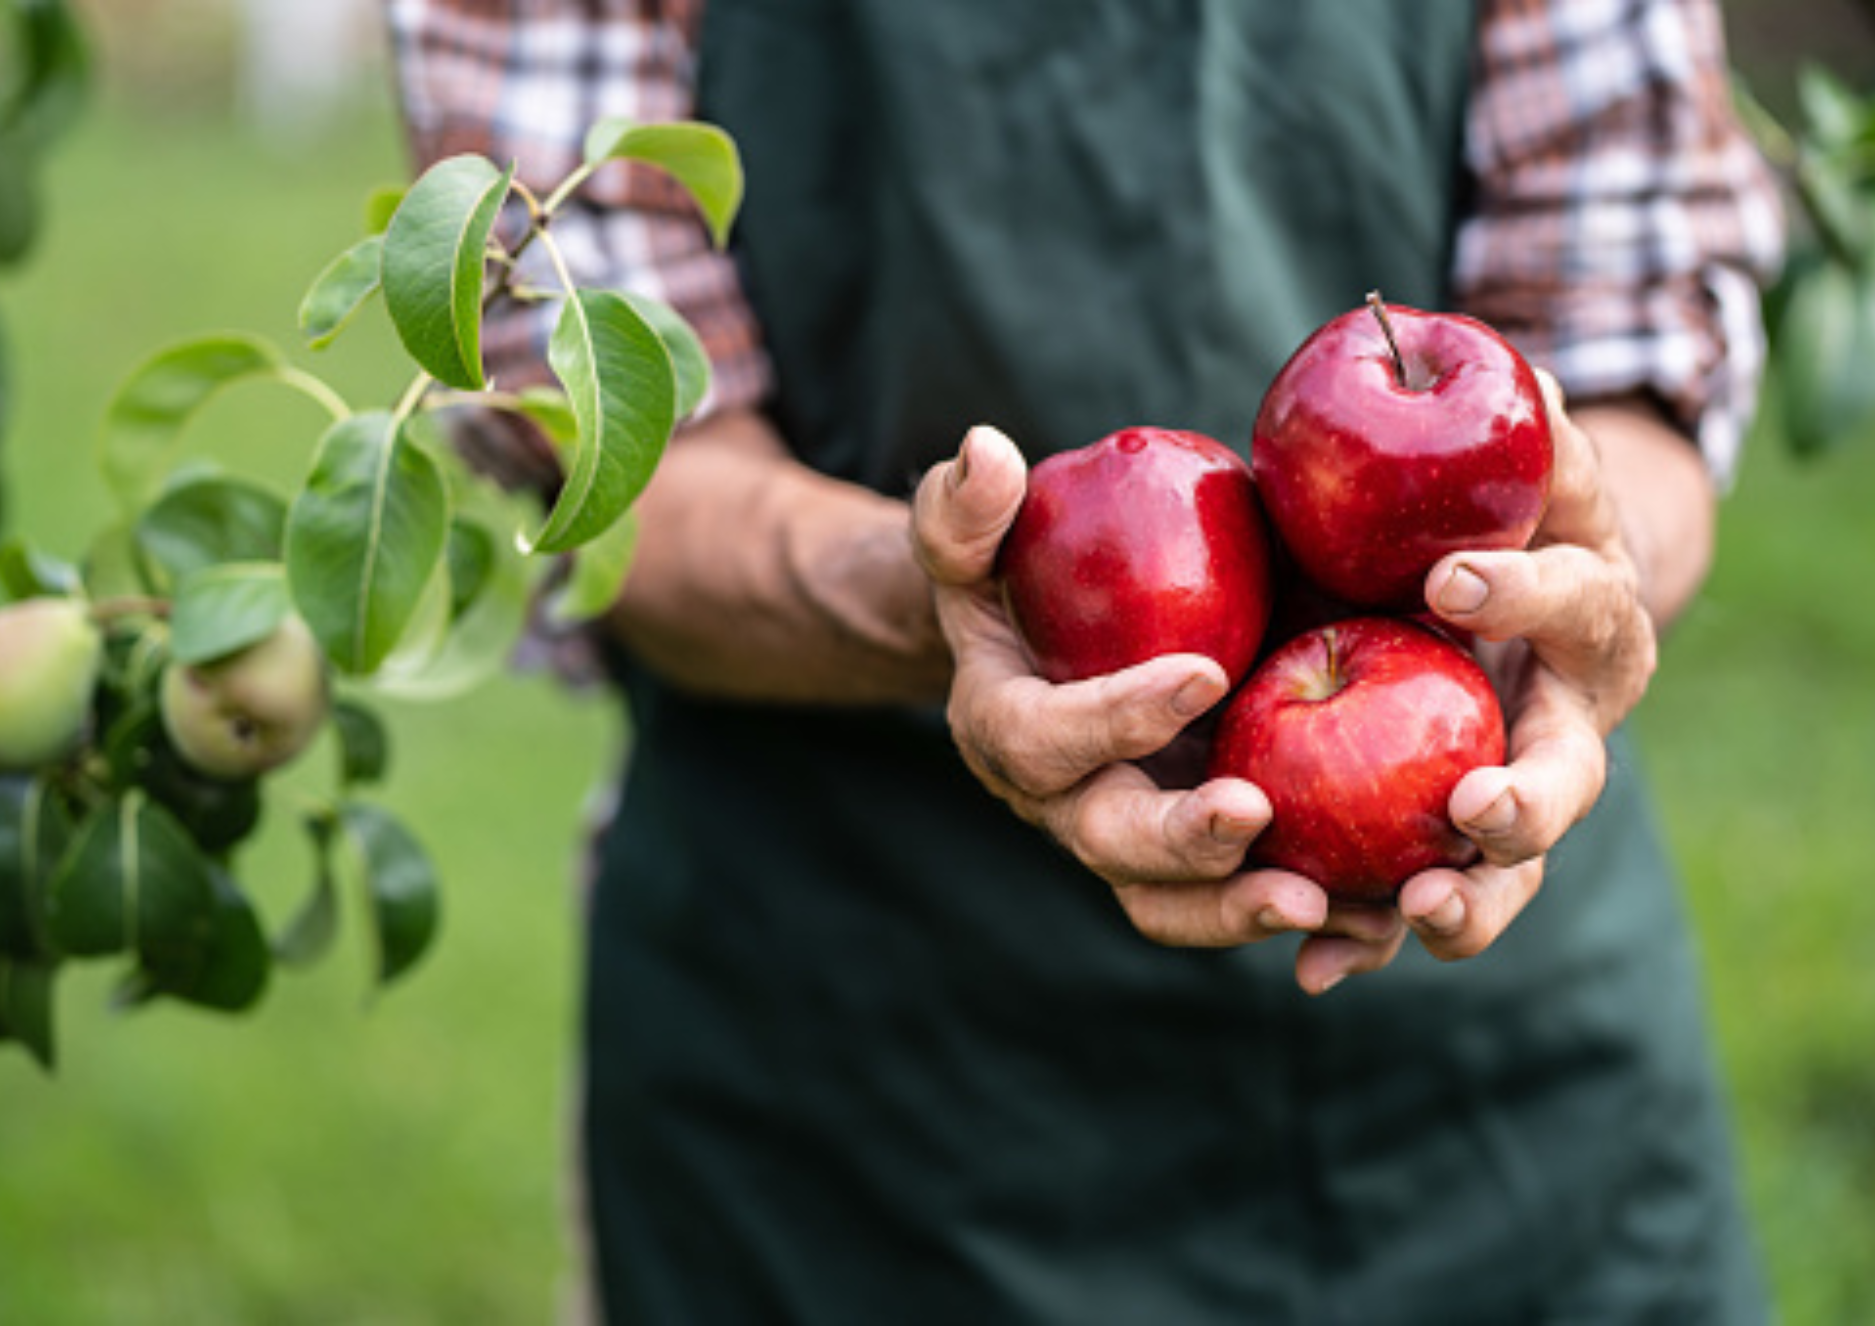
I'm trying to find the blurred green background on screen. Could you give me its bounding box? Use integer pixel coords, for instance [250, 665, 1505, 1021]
[3, 1, 1875, 1322]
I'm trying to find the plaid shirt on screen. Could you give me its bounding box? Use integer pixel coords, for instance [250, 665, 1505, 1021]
[385, 0, 1784, 483]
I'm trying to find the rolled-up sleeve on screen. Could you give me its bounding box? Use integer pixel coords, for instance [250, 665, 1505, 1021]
[1454, 0, 1786, 483]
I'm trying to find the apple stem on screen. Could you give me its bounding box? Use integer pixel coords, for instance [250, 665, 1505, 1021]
[1366, 290, 1408, 390]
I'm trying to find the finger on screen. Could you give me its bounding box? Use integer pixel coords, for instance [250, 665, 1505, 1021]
[1425, 548, 1656, 724]
[912, 425, 1028, 587]
[1398, 857, 1546, 962]
[1448, 691, 1608, 866]
[1046, 766, 1272, 885]
[953, 652, 1229, 799]
[1293, 922, 1410, 996]
[1531, 368, 1626, 548]
[1112, 866, 1330, 948]
[1427, 544, 1640, 652]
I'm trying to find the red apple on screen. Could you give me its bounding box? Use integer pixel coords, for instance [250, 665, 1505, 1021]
[1208, 616, 1506, 902]
[998, 426, 1274, 687]
[1252, 294, 1553, 610]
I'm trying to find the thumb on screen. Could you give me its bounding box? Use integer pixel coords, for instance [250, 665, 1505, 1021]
[913, 425, 1028, 587]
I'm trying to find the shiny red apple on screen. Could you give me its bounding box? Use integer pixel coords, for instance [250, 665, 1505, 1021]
[998, 426, 1274, 687]
[1252, 294, 1553, 610]
[1208, 616, 1506, 902]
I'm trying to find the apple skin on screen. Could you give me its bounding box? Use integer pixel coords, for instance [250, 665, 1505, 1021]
[1251, 299, 1553, 610]
[0, 597, 104, 770]
[160, 614, 331, 781]
[1207, 616, 1506, 903]
[997, 426, 1274, 687]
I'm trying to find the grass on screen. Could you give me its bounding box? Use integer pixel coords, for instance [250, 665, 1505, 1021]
[3, 82, 1875, 1326]
[1636, 388, 1875, 1323]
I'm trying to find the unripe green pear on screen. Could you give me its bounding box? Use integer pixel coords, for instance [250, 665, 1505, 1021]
[160, 614, 330, 780]
[0, 597, 104, 770]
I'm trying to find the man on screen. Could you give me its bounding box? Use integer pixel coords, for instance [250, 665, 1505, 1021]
[391, 1, 1783, 1319]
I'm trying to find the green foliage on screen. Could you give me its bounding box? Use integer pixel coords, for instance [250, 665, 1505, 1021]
[298, 234, 385, 351]
[381, 155, 513, 391]
[284, 411, 450, 675]
[0, 93, 744, 1068]
[531, 289, 677, 553]
[581, 118, 744, 248]
[1745, 65, 1875, 454]
[0, 0, 88, 268]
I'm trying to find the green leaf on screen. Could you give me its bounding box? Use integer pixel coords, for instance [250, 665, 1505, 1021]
[581, 118, 744, 248]
[42, 793, 217, 968]
[443, 518, 496, 618]
[370, 535, 528, 701]
[381, 154, 514, 391]
[368, 542, 455, 682]
[329, 699, 389, 786]
[0, 132, 41, 266]
[134, 470, 288, 588]
[132, 865, 270, 1012]
[549, 507, 639, 625]
[339, 801, 439, 988]
[300, 233, 384, 350]
[363, 184, 406, 236]
[0, 536, 79, 600]
[3, 0, 90, 147]
[168, 561, 291, 664]
[527, 289, 676, 554]
[1795, 148, 1872, 270]
[135, 735, 262, 858]
[623, 292, 712, 420]
[275, 865, 338, 968]
[81, 518, 151, 601]
[97, 333, 283, 507]
[1798, 64, 1870, 151]
[275, 815, 340, 968]
[0, 775, 71, 960]
[0, 956, 57, 1070]
[514, 385, 579, 448]
[284, 411, 451, 675]
[370, 471, 535, 701]
[1774, 260, 1875, 456]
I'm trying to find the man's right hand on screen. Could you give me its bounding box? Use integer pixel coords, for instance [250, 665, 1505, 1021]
[911, 425, 1407, 992]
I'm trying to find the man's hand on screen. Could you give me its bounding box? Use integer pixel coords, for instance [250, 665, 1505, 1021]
[1401, 373, 1676, 959]
[912, 425, 1406, 991]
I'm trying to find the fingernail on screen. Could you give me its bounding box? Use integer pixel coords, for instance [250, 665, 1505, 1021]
[1419, 891, 1467, 937]
[1314, 971, 1347, 996]
[1465, 790, 1517, 836]
[949, 432, 975, 490]
[1171, 675, 1218, 720]
[1211, 813, 1257, 847]
[1438, 565, 1489, 615]
[1255, 906, 1289, 933]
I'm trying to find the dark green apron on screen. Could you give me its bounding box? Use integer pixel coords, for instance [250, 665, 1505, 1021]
[582, 3, 1766, 1321]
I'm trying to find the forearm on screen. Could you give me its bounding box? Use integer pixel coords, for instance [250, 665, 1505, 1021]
[1571, 395, 1717, 631]
[604, 408, 952, 704]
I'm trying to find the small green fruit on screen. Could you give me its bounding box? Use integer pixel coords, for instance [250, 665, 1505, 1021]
[160, 614, 330, 780]
[0, 597, 104, 770]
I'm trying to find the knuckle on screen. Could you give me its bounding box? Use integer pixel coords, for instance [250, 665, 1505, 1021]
[1059, 793, 1121, 871]
[1432, 927, 1494, 962]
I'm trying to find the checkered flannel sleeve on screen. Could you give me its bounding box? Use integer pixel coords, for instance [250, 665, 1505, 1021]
[1456, 0, 1786, 484]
